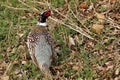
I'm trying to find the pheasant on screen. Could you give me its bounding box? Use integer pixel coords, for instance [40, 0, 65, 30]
[26, 10, 54, 77]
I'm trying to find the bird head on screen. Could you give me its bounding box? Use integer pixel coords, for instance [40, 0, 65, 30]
[40, 10, 51, 23]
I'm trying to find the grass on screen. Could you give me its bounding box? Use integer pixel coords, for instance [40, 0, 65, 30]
[0, 0, 120, 80]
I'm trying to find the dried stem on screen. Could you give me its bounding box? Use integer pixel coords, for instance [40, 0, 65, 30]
[49, 17, 94, 40]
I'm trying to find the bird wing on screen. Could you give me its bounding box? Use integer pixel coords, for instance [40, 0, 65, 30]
[27, 31, 54, 68]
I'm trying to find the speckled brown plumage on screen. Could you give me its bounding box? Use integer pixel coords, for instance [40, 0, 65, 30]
[27, 26, 54, 76]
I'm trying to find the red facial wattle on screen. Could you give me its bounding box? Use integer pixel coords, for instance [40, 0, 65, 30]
[44, 10, 51, 17]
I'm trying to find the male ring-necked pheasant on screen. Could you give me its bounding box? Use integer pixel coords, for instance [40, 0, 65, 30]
[27, 10, 55, 77]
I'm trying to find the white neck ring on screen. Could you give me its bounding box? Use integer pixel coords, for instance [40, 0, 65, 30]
[37, 22, 47, 27]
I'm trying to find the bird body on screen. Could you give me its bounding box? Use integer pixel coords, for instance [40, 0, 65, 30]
[26, 10, 54, 77]
[27, 26, 53, 68]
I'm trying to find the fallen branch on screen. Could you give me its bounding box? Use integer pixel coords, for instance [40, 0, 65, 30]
[49, 17, 94, 40]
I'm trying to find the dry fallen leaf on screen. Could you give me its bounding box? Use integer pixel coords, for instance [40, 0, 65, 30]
[110, 0, 116, 3]
[0, 61, 7, 67]
[68, 35, 75, 47]
[97, 66, 104, 71]
[106, 65, 114, 71]
[115, 68, 119, 75]
[18, 45, 25, 52]
[80, 3, 87, 9]
[7, 47, 12, 52]
[2, 75, 9, 80]
[95, 13, 105, 23]
[11, 47, 16, 53]
[78, 78, 84, 80]
[107, 45, 114, 51]
[70, 50, 76, 57]
[114, 77, 119, 80]
[92, 24, 104, 34]
[55, 46, 61, 54]
[17, 33, 24, 37]
[88, 3, 93, 11]
[22, 60, 27, 65]
[72, 65, 80, 70]
[86, 41, 94, 48]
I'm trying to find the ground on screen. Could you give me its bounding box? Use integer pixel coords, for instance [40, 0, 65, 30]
[0, 0, 120, 80]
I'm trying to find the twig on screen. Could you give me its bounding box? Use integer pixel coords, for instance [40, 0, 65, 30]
[49, 17, 94, 40]
[2, 5, 29, 11]
[18, 0, 39, 12]
[67, 2, 91, 34]
[30, 1, 46, 5]
[4, 62, 12, 75]
[106, 17, 120, 29]
[50, 9, 93, 39]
